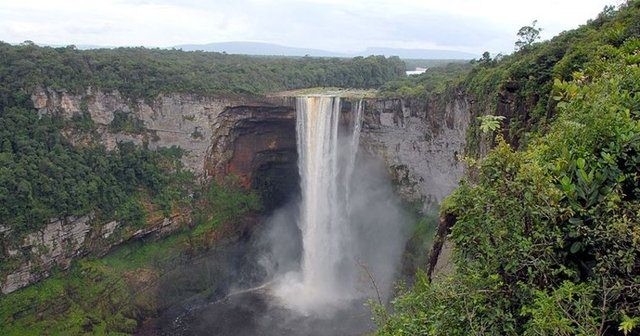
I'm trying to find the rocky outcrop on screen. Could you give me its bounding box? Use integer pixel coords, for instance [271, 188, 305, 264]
[359, 93, 470, 211]
[353, 93, 470, 280]
[1, 211, 186, 294]
[1, 214, 92, 293]
[32, 87, 268, 176]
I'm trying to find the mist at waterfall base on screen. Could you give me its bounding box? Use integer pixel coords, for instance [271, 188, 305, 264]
[268, 96, 411, 315]
[159, 97, 411, 335]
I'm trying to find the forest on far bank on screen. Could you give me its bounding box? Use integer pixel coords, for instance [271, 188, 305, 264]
[0, 42, 406, 106]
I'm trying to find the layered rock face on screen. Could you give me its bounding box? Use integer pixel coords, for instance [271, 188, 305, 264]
[207, 104, 298, 210]
[1, 89, 296, 294]
[31, 87, 256, 175]
[1, 213, 184, 294]
[355, 94, 470, 281]
[2, 214, 92, 293]
[358, 93, 470, 211]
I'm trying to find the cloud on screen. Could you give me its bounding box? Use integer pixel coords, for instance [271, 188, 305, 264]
[0, 0, 623, 54]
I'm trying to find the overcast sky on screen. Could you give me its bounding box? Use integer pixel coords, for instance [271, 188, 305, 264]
[0, 0, 624, 55]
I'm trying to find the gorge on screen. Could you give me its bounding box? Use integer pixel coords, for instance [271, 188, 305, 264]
[4, 4, 638, 333]
[153, 95, 413, 335]
[0, 78, 469, 335]
[1, 87, 468, 296]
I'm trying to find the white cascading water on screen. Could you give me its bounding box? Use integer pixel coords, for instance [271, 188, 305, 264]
[275, 95, 364, 312]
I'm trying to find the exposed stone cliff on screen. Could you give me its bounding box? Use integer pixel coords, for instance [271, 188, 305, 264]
[2, 88, 291, 294]
[356, 94, 470, 280]
[30, 87, 259, 175]
[359, 93, 470, 211]
[2, 88, 470, 293]
[1, 212, 185, 294]
[206, 104, 298, 210]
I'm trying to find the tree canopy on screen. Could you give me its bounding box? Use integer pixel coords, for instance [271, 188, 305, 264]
[0, 43, 405, 104]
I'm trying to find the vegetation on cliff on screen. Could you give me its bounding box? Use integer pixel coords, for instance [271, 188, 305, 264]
[377, 1, 640, 335]
[0, 178, 260, 335]
[463, 1, 640, 154]
[0, 103, 191, 238]
[0, 57, 263, 331]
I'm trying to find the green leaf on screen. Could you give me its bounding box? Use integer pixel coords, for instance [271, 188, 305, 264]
[619, 314, 639, 336]
[568, 218, 583, 225]
[578, 169, 590, 183]
[570, 242, 582, 254]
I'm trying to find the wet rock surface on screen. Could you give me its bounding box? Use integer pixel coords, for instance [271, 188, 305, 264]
[359, 95, 469, 210]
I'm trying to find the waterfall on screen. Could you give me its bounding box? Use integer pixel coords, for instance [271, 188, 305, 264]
[343, 99, 363, 218]
[275, 95, 364, 311]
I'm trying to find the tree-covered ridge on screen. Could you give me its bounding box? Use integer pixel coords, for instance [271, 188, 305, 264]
[464, 1, 640, 153]
[376, 2, 640, 335]
[0, 42, 405, 104]
[378, 62, 472, 98]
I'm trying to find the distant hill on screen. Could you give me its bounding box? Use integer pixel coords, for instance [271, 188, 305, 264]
[174, 41, 477, 59]
[360, 47, 476, 60]
[174, 41, 348, 57]
[35, 40, 477, 60]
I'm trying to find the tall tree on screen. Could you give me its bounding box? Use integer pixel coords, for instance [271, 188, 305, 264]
[515, 20, 542, 51]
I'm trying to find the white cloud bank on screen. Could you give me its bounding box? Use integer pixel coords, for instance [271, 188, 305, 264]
[0, 0, 624, 54]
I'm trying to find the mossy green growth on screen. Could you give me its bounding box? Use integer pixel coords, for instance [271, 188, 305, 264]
[376, 23, 640, 336]
[402, 212, 439, 273]
[100, 233, 186, 272]
[109, 111, 145, 134]
[191, 176, 262, 238]
[0, 179, 261, 335]
[0, 261, 137, 336]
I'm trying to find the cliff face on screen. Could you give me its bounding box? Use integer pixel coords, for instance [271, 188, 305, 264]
[30, 87, 254, 175]
[2, 88, 293, 294]
[1, 212, 185, 294]
[359, 93, 470, 211]
[206, 104, 298, 210]
[2, 88, 469, 294]
[354, 93, 469, 282]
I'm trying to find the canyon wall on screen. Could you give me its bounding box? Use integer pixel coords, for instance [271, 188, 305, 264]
[358, 93, 470, 211]
[2, 89, 469, 293]
[2, 88, 290, 294]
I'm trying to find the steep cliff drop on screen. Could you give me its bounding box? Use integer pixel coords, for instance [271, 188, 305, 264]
[158, 95, 410, 336]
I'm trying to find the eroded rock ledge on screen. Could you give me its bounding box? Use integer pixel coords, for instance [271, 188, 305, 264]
[359, 94, 469, 210]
